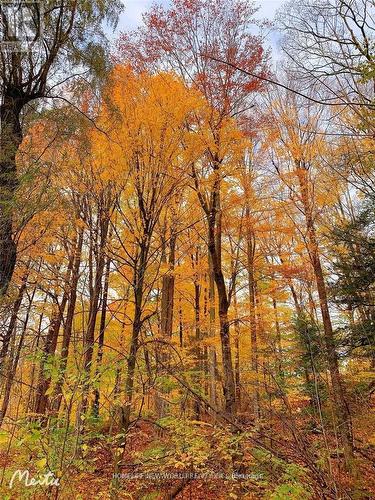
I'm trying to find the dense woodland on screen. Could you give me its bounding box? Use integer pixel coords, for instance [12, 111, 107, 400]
[0, 0, 374, 498]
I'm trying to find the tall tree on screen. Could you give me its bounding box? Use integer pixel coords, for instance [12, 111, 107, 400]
[118, 0, 269, 413]
[0, 0, 122, 294]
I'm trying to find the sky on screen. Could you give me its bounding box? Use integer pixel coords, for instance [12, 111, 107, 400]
[117, 0, 285, 31]
[112, 0, 285, 61]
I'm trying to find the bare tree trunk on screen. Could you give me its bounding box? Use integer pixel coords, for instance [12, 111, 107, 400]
[33, 303, 64, 418]
[0, 268, 28, 371]
[156, 229, 176, 418]
[52, 228, 83, 415]
[208, 255, 217, 408]
[92, 256, 111, 418]
[208, 194, 236, 414]
[233, 286, 241, 409]
[122, 238, 148, 431]
[246, 216, 259, 420]
[82, 214, 110, 414]
[193, 161, 235, 413]
[34, 250, 76, 419]
[0, 284, 36, 426]
[160, 230, 176, 340]
[272, 297, 283, 380]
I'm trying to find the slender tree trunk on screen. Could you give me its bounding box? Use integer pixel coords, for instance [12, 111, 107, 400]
[178, 292, 183, 348]
[193, 161, 235, 413]
[52, 228, 83, 415]
[157, 229, 176, 418]
[208, 254, 217, 408]
[272, 297, 283, 380]
[246, 215, 259, 420]
[82, 215, 110, 414]
[207, 190, 236, 413]
[0, 268, 28, 371]
[34, 250, 76, 419]
[33, 304, 63, 418]
[160, 230, 176, 340]
[92, 256, 111, 418]
[193, 277, 202, 418]
[26, 311, 44, 413]
[0, 285, 36, 426]
[122, 239, 148, 431]
[233, 285, 241, 409]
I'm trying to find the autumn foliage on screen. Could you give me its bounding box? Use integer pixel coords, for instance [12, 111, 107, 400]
[0, 0, 374, 499]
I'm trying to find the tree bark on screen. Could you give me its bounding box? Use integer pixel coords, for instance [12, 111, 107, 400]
[208, 215, 236, 413]
[34, 252, 75, 419]
[0, 267, 28, 370]
[82, 213, 110, 401]
[92, 256, 111, 417]
[0, 284, 36, 426]
[52, 227, 83, 415]
[156, 228, 176, 418]
[192, 160, 236, 413]
[0, 97, 23, 295]
[246, 214, 259, 420]
[122, 237, 149, 431]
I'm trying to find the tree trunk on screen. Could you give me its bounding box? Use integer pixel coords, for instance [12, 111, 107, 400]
[208, 186, 236, 413]
[207, 255, 217, 408]
[52, 227, 83, 415]
[233, 285, 241, 408]
[0, 97, 23, 295]
[272, 297, 283, 380]
[33, 304, 64, 418]
[192, 160, 235, 413]
[92, 256, 111, 418]
[0, 268, 28, 371]
[0, 284, 36, 426]
[157, 229, 176, 418]
[160, 231, 176, 339]
[246, 215, 259, 420]
[34, 250, 76, 419]
[82, 216, 110, 411]
[122, 239, 148, 431]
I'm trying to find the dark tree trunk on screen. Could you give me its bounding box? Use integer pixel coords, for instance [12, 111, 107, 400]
[208, 185, 236, 414]
[52, 228, 83, 415]
[0, 267, 28, 370]
[192, 159, 236, 413]
[122, 238, 148, 431]
[33, 252, 75, 419]
[33, 305, 64, 418]
[207, 255, 217, 408]
[82, 214, 110, 412]
[156, 229, 176, 418]
[160, 231, 176, 339]
[232, 286, 241, 408]
[92, 256, 111, 418]
[0, 284, 36, 426]
[0, 97, 23, 295]
[246, 215, 259, 420]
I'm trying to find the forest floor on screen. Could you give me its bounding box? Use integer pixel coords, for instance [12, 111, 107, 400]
[0, 410, 374, 500]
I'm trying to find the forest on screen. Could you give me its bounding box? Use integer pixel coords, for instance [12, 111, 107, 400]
[0, 0, 374, 498]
